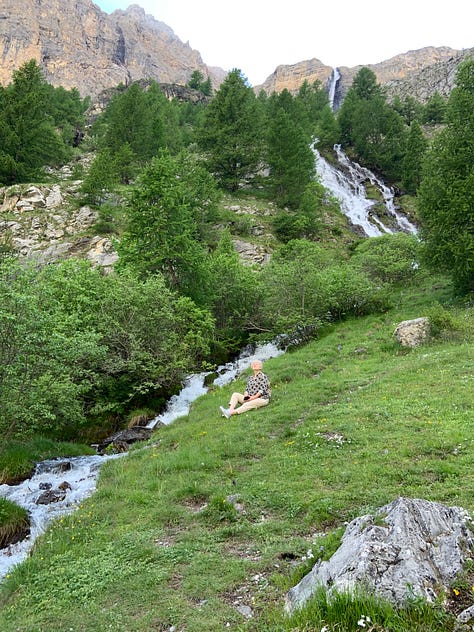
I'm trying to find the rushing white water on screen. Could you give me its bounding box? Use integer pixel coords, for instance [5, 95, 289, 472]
[1, 341, 285, 579]
[147, 340, 285, 428]
[314, 144, 418, 237]
[0, 454, 123, 581]
[327, 68, 341, 111]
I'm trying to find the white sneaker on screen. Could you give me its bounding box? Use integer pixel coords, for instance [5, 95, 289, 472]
[219, 406, 231, 419]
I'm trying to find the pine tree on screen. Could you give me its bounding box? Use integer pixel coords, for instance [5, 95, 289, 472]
[417, 61, 474, 294]
[401, 120, 428, 194]
[197, 69, 264, 191]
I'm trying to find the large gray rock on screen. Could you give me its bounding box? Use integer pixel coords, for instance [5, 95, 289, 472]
[394, 317, 431, 347]
[286, 497, 473, 612]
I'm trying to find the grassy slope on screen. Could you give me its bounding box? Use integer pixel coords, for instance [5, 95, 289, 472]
[0, 277, 473, 631]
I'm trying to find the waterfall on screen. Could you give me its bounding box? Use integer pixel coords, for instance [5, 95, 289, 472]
[327, 68, 341, 111]
[314, 144, 418, 237]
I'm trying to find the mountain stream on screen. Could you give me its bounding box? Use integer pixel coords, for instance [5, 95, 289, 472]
[0, 341, 284, 581]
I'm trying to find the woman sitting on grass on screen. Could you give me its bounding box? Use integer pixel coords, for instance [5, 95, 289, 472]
[220, 360, 270, 418]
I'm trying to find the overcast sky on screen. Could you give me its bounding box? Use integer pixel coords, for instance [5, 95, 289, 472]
[94, 0, 473, 86]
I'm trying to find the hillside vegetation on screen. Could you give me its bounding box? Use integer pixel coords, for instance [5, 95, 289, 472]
[0, 58, 473, 631]
[0, 274, 473, 631]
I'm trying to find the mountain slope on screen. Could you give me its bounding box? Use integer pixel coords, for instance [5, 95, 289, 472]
[0, 0, 227, 97]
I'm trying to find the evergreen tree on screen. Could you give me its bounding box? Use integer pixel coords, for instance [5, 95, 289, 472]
[296, 80, 330, 131]
[200, 77, 213, 96]
[422, 91, 447, 124]
[391, 95, 423, 125]
[102, 82, 165, 163]
[197, 69, 264, 191]
[337, 67, 407, 179]
[188, 70, 212, 95]
[338, 67, 381, 145]
[315, 104, 340, 149]
[266, 108, 315, 208]
[417, 60, 474, 294]
[188, 70, 205, 90]
[118, 151, 220, 304]
[0, 60, 69, 183]
[401, 120, 428, 194]
[46, 85, 89, 145]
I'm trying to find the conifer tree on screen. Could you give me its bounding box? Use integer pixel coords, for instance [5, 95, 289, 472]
[417, 60, 474, 294]
[337, 67, 407, 178]
[0, 60, 69, 183]
[422, 91, 447, 124]
[266, 108, 315, 209]
[197, 69, 264, 191]
[401, 120, 427, 194]
[118, 151, 220, 304]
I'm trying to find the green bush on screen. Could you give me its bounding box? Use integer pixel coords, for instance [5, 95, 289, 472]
[350, 233, 420, 284]
[425, 303, 474, 341]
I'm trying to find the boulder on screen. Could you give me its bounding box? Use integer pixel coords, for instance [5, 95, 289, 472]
[97, 427, 154, 453]
[394, 317, 431, 347]
[286, 497, 473, 612]
[36, 488, 67, 505]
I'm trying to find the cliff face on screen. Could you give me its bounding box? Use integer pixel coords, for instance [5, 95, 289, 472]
[1, 0, 471, 105]
[382, 47, 474, 103]
[0, 0, 226, 98]
[257, 46, 471, 105]
[257, 58, 334, 95]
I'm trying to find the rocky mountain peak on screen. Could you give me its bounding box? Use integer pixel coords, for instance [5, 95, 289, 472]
[0, 0, 226, 98]
[257, 45, 473, 106]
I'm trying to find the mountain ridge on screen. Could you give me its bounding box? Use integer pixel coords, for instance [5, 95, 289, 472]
[0, 0, 472, 103]
[256, 46, 474, 105]
[0, 0, 227, 98]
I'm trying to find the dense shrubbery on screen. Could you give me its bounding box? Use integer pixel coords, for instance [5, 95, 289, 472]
[257, 239, 395, 333]
[0, 258, 214, 443]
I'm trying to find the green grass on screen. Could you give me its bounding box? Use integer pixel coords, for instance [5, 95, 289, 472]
[0, 499, 29, 549]
[0, 279, 473, 631]
[0, 438, 96, 485]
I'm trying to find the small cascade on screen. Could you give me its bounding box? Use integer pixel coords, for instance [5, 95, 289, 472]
[147, 340, 285, 428]
[1, 340, 286, 580]
[327, 68, 341, 111]
[314, 144, 418, 237]
[0, 454, 123, 580]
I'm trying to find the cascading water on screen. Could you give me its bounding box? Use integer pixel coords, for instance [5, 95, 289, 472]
[327, 68, 341, 111]
[0, 341, 285, 580]
[147, 340, 285, 428]
[314, 144, 418, 237]
[0, 454, 123, 581]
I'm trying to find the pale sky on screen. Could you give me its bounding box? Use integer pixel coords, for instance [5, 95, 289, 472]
[94, 0, 473, 86]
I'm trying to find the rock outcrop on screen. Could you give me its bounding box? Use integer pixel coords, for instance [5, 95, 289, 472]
[257, 46, 470, 106]
[257, 58, 334, 96]
[383, 47, 474, 103]
[286, 497, 473, 612]
[0, 173, 119, 272]
[0, 0, 226, 98]
[394, 317, 431, 347]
